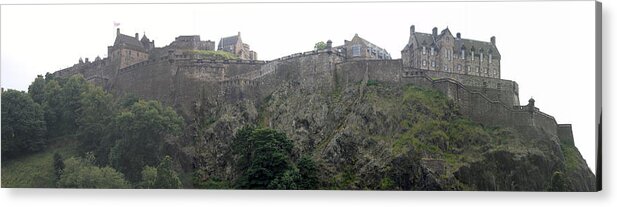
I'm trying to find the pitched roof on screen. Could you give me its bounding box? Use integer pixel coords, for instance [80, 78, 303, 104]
[114, 33, 145, 51]
[352, 34, 390, 55]
[410, 30, 500, 58]
[454, 38, 500, 58]
[140, 34, 150, 43]
[219, 35, 239, 48]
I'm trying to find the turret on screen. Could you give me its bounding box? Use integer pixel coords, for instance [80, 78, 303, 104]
[528, 97, 536, 112]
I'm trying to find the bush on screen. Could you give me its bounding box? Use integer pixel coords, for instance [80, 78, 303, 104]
[57, 157, 130, 188]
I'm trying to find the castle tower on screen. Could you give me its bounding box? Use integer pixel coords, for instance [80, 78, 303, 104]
[108, 28, 149, 69]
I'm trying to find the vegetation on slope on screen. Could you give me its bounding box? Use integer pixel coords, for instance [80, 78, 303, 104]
[1, 74, 185, 188]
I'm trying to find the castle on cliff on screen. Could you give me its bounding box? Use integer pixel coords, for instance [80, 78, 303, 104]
[53, 25, 576, 150]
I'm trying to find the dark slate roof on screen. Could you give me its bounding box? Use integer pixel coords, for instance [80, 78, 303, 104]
[219, 35, 239, 48]
[410, 30, 500, 58]
[114, 34, 145, 51]
[353, 34, 390, 55]
[140, 35, 150, 43]
[454, 38, 500, 58]
[414, 32, 435, 47]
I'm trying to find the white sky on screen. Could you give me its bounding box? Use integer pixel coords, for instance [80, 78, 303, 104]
[0, 1, 597, 173]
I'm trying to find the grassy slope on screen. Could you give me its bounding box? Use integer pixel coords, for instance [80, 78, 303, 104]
[1, 136, 79, 188]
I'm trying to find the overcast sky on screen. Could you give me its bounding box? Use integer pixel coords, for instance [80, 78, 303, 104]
[0, 1, 597, 172]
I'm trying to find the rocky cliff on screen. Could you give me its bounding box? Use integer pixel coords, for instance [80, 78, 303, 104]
[186, 71, 595, 191]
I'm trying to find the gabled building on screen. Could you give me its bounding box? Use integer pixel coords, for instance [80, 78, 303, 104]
[169, 35, 215, 51]
[107, 28, 151, 69]
[336, 34, 391, 60]
[218, 32, 257, 60]
[401, 25, 501, 78]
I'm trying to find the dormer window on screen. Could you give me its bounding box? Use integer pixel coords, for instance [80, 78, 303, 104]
[351, 45, 360, 57]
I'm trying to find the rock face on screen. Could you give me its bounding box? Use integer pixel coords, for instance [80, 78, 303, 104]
[188, 77, 595, 191]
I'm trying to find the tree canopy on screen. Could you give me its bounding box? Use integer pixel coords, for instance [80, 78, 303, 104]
[1, 89, 47, 159]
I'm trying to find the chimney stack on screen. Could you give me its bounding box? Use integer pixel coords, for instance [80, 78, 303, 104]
[116, 28, 120, 35]
[456, 32, 461, 39]
[326, 40, 332, 49]
[410, 25, 415, 34]
[432, 27, 438, 37]
[135, 33, 139, 39]
[491, 36, 496, 45]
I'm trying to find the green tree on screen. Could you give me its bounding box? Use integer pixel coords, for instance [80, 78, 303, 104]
[234, 127, 294, 189]
[76, 84, 114, 159]
[314, 41, 327, 50]
[1, 89, 47, 159]
[58, 75, 88, 134]
[53, 152, 65, 182]
[153, 156, 182, 189]
[28, 75, 46, 104]
[108, 100, 183, 182]
[296, 156, 319, 189]
[57, 157, 130, 188]
[139, 166, 157, 189]
[42, 79, 63, 138]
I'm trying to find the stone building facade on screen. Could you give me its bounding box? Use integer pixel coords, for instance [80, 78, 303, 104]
[401, 25, 501, 79]
[335, 34, 391, 60]
[169, 35, 215, 51]
[107, 29, 151, 69]
[218, 32, 257, 60]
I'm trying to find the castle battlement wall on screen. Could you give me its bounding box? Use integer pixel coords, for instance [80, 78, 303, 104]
[335, 60, 563, 141]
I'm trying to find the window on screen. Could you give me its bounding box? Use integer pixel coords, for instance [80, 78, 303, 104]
[489, 54, 493, 63]
[444, 65, 448, 71]
[431, 61, 436, 68]
[476, 67, 479, 73]
[480, 53, 484, 62]
[352, 45, 361, 57]
[422, 60, 426, 67]
[466, 66, 470, 72]
[422, 46, 426, 55]
[457, 65, 462, 71]
[461, 50, 465, 60]
[431, 47, 435, 56]
[471, 51, 475, 61]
